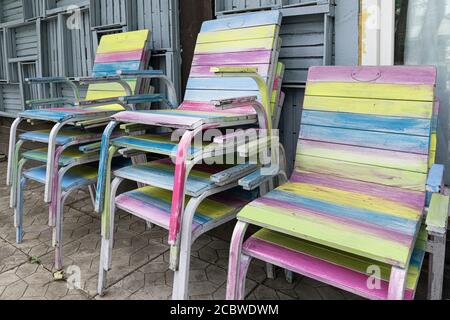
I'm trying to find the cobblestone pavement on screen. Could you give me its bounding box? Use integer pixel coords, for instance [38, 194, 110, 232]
[0, 162, 449, 300]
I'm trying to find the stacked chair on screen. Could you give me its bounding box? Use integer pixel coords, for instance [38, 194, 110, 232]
[226, 66, 449, 300]
[7, 30, 178, 270]
[94, 11, 287, 300]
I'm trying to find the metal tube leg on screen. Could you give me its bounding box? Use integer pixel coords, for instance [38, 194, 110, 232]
[428, 234, 446, 300]
[226, 221, 249, 300]
[7, 118, 23, 187]
[14, 177, 27, 244]
[266, 263, 275, 280]
[10, 141, 25, 208]
[54, 189, 67, 271]
[387, 267, 407, 300]
[237, 254, 253, 300]
[97, 177, 123, 296]
[45, 121, 69, 203]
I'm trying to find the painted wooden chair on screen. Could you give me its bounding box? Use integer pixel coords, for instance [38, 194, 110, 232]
[8, 30, 177, 270]
[94, 11, 287, 299]
[226, 66, 449, 300]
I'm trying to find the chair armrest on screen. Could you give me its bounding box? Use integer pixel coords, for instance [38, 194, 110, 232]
[79, 142, 102, 154]
[26, 76, 74, 84]
[210, 164, 258, 186]
[211, 66, 259, 74]
[117, 70, 164, 77]
[212, 96, 258, 110]
[239, 169, 273, 191]
[26, 97, 75, 108]
[427, 164, 445, 193]
[426, 193, 449, 235]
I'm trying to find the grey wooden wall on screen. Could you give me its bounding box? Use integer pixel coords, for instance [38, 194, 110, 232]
[215, 0, 360, 174]
[0, 0, 181, 116]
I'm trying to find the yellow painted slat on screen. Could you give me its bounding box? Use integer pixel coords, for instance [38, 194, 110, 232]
[303, 96, 433, 119]
[88, 81, 137, 93]
[277, 182, 421, 220]
[298, 140, 429, 174]
[195, 38, 276, 54]
[197, 25, 278, 44]
[296, 154, 427, 192]
[430, 133, 437, 151]
[96, 30, 150, 54]
[306, 82, 435, 102]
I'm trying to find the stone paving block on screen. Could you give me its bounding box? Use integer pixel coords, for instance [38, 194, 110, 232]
[0, 159, 449, 301]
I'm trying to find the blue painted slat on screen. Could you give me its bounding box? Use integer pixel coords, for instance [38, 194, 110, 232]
[300, 125, 430, 155]
[265, 190, 418, 236]
[201, 11, 282, 32]
[92, 61, 141, 73]
[187, 77, 268, 91]
[302, 111, 432, 137]
[184, 89, 261, 102]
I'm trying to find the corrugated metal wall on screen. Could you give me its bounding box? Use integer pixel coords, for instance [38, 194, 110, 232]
[0, 0, 181, 116]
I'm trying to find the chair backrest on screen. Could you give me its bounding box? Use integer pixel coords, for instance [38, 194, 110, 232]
[183, 11, 282, 111]
[85, 30, 151, 110]
[295, 66, 436, 205]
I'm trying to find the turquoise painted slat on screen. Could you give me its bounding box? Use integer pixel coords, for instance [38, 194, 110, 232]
[187, 77, 268, 91]
[23, 166, 97, 191]
[184, 89, 261, 102]
[302, 111, 432, 137]
[300, 125, 430, 155]
[200, 11, 282, 33]
[92, 61, 141, 73]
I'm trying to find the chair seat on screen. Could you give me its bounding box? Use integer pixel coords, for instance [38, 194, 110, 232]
[20, 128, 104, 145]
[111, 133, 214, 159]
[237, 172, 425, 268]
[23, 147, 99, 167]
[113, 158, 231, 197]
[19, 107, 120, 123]
[116, 186, 256, 235]
[24, 166, 98, 191]
[112, 106, 257, 130]
[243, 229, 425, 300]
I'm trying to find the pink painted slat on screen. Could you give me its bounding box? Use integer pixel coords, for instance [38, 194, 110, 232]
[94, 49, 145, 63]
[192, 50, 273, 66]
[190, 64, 270, 78]
[180, 101, 255, 115]
[113, 111, 204, 129]
[243, 237, 415, 300]
[308, 66, 437, 85]
[290, 171, 426, 211]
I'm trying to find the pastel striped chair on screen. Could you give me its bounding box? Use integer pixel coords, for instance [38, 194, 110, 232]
[95, 11, 286, 299]
[7, 30, 175, 270]
[227, 66, 449, 300]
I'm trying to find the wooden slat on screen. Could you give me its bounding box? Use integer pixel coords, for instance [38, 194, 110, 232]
[96, 30, 150, 54]
[200, 11, 281, 32]
[302, 111, 431, 136]
[295, 154, 427, 192]
[306, 82, 435, 102]
[303, 96, 433, 119]
[299, 125, 430, 155]
[197, 25, 278, 44]
[194, 38, 276, 54]
[308, 66, 437, 86]
[298, 140, 429, 174]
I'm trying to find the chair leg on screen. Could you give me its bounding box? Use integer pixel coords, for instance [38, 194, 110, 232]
[285, 270, 294, 284]
[266, 263, 275, 279]
[97, 177, 123, 296]
[172, 229, 193, 300]
[428, 233, 446, 300]
[14, 177, 27, 244]
[237, 254, 253, 300]
[54, 190, 67, 271]
[226, 221, 249, 300]
[387, 267, 407, 300]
